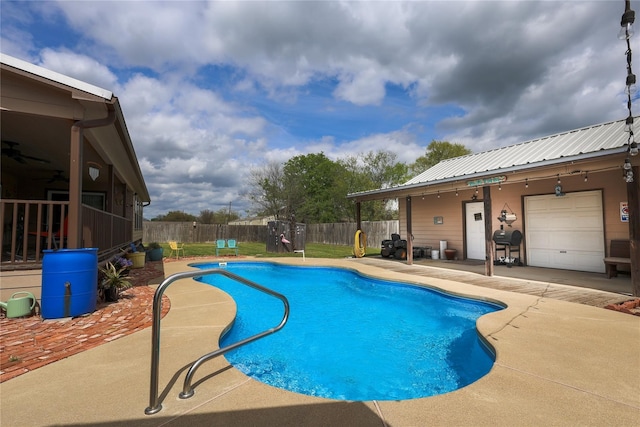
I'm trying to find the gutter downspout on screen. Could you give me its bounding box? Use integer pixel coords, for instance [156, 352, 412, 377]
[67, 106, 116, 248]
[406, 196, 413, 265]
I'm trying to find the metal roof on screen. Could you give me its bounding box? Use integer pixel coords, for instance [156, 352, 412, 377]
[1, 53, 113, 100]
[349, 118, 631, 198]
[1, 53, 150, 201]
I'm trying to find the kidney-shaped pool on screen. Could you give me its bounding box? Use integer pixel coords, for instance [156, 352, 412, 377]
[194, 261, 504, 401]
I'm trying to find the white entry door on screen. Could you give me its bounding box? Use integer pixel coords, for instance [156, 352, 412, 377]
[525, 191, 605, 273]
[465, 202, 486, 260]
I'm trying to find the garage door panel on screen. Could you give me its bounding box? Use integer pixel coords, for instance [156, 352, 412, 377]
[529, 211, 601, 229]
[528, 250, 551, 266]
[525, 198, 550, 211]
[529, 250, 604, 273]
[527, 234, 550, 247]
[535, 231, 603, 250]
[573, 193, 601, 208]
[572, 216, 605, 229]
[528, 217, 551, 229]
[525, 191, 604, 273]
[545, 197, 575, 210]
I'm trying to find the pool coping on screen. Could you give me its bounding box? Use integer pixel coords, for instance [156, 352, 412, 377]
[1, 257, 639, 426]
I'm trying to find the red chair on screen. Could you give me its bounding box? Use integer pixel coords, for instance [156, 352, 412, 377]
[30, 216, 68, 249]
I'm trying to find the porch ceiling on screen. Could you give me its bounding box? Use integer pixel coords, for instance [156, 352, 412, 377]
[1, 56, 150, 201]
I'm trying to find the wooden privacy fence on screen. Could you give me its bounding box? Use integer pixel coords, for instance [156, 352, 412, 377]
[143, 220, 398, 247]
[304, 221, 399, 246]
[143, 223, 267, 244]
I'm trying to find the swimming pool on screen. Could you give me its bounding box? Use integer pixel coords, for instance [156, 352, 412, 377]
[194, 261, 503, 401]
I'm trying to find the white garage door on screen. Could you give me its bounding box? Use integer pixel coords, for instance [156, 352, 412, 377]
[525, 190, 605, 273]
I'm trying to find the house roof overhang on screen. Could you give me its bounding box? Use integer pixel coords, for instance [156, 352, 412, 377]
[348, 118, 634, 202]
[0, 53, 150, 202]
[348, 147, 629, 202]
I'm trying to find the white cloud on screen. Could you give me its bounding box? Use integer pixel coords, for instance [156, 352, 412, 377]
[2, 1, 632, 218]
[38, 49, 119, 91]
[334, 68, 387, 106]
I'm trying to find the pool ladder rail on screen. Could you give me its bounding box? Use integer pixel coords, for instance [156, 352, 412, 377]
[145, 268, 290, 415]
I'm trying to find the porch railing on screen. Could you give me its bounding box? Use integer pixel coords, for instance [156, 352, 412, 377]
[0, 199, 132, 268]
[82, 205, 132, 258]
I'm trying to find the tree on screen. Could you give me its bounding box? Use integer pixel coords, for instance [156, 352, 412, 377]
[409, 140, 471, 176]
[198, 209, 216, 224]
[339, 150, 408, 221]
[152, 210, 198, 222]
[246, 161, 287, 219]
[246, 150, 409, 223]
[198, 209, 239, 224]
[283, 153, 349, 223]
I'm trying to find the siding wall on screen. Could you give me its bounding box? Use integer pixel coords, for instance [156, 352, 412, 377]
[397, 165, 633, 260]
[400, 191, 466, 252]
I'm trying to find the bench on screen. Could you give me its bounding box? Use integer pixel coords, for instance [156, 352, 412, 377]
[603, 240, 631, 278]
[215, 239, 238, 256]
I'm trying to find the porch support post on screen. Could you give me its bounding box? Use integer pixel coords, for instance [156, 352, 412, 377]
[68, 107, 116, 249]
[483, 186, 494, 276]
[628, 166, 639, 296]
[406, 196, 413, 265]
[67, 126, 83, 248]
[355, 201, 361, 230]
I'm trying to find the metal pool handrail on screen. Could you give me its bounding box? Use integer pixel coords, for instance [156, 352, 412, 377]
[145, 268, 290, 415]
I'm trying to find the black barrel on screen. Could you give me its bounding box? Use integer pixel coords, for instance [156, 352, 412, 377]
[492, 229, 523, 246]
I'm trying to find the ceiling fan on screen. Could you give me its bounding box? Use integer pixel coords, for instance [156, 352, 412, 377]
[2, 140, 50, 164]
[47, 170, 69, 184]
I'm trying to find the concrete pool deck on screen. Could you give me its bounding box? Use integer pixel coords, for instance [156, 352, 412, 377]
[1, 257, 639, 426]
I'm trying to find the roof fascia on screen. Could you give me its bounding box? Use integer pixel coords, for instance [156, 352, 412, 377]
[1, 53, 113, 102]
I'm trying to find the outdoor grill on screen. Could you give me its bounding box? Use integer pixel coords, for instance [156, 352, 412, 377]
[492, 229, 522, 246]
[492, 229, 523, 266]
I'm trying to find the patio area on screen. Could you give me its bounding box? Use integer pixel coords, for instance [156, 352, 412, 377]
[1, 256, 638, 426]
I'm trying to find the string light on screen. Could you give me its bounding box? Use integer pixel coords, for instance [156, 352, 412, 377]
[619, 1, 636, 39]
[620, 0, 637, 182]
[410, 165, 627, 199]
[624, 157, 635, 182]
[404, 166, 634, 200]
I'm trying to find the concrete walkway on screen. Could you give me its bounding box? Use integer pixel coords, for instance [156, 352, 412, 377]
[355, 257, 633, 307]
[1, 257, 638, 426]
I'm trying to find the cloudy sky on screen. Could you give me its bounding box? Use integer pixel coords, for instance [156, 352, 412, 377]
[0, 1, 635, 218]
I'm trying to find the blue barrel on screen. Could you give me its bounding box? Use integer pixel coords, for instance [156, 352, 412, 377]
[41, 248, 98, 319]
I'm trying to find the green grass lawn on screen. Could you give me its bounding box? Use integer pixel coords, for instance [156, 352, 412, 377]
[150, 241, 359, 259]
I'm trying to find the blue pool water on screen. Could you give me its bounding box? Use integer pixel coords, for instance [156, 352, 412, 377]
[194, 262, 503, 401]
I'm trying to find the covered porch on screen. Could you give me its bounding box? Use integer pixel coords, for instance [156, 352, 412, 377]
[349, 119, 640, 296]
[1, 54, 150, 270]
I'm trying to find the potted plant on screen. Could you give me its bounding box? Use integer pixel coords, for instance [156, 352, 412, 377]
[99, 261, 133, 302]
[146, 242, 164, 261]
[126, 248, 146, 269]
[112, 255, 133, 275]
